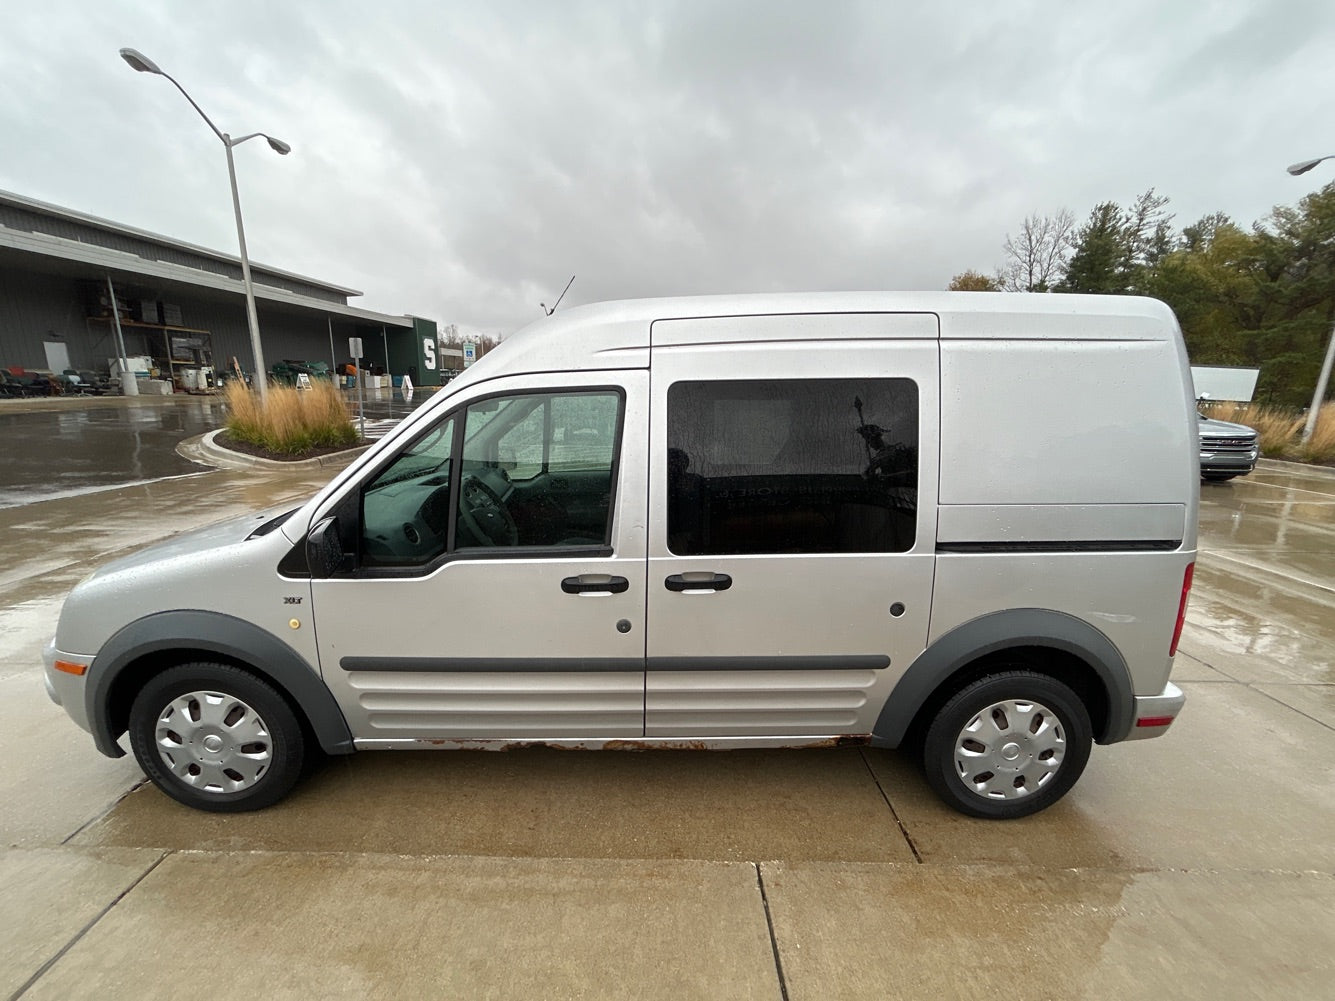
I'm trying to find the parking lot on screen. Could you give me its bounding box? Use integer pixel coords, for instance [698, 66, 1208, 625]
[1, 399, 1332, 1000]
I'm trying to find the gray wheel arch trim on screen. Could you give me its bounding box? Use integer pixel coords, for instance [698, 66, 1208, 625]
[872, 608, 1135, 748]
[85, 610, 354, 758]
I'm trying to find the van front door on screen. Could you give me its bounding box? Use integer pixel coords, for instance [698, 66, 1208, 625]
[309, 372, 648, 745]
[645, 315, 939, 739]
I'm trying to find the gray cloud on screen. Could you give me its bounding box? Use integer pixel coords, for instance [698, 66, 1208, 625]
[2, 0, 1332, 337]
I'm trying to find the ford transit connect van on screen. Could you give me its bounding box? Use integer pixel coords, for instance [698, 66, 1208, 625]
[44, 292, 1198, 819]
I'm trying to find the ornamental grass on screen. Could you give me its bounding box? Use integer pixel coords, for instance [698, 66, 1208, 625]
[223, 380, 359, 456]
[1296, 403, 1335, 464]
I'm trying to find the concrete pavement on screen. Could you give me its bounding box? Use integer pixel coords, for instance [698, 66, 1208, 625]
[1, 408, 1332, 999]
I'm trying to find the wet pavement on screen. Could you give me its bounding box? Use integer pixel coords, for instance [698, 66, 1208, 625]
[0, 388, 434, 509]
[1193, 467, 1335, 693]
[0, 407, 1332, 999]
[0, 398, 222, 509]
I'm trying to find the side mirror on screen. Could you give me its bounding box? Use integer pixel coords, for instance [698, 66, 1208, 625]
[307, 516, 348, 577]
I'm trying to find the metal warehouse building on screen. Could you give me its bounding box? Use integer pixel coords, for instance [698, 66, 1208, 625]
[0, 188, 442, 389]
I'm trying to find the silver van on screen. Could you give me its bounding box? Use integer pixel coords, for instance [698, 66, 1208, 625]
[44, 293, 1198, 819]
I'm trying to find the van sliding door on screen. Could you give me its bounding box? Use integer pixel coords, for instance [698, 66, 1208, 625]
[645, 314, 939, 739]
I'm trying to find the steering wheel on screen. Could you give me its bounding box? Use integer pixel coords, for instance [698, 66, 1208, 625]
[458, 476, 519, 546]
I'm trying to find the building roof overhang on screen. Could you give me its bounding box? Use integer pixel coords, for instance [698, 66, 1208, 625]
[0, 225, 412, 329]
[0, 188, 363, 298]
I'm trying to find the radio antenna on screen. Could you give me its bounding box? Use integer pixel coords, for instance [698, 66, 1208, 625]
[541, 275, 576, 316]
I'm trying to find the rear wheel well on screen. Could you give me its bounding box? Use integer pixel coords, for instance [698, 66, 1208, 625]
[105, 650, 319, 753]
[903, 645, 1111, 751]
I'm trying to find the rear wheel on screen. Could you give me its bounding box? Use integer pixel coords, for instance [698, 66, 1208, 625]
[923, 671, 1092, 819]
[128, 662, 306, 812]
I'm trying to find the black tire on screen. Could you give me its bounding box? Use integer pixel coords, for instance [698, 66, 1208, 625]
[1201, 472, 1240, 482]
[922, 671, 1092, 820]
[128, 662, 307, 812]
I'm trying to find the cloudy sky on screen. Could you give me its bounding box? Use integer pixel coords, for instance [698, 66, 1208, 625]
[2, 1, 1333, 337]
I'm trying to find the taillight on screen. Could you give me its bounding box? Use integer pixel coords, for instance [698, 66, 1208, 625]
[1169, 562, 1195, 657]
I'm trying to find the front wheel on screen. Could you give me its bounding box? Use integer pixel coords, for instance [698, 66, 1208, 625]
[128, 662, 307, 812]
[923, 671, 1092, 819]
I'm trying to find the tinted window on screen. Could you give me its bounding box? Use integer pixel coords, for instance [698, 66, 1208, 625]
[667, 379, 917, 554]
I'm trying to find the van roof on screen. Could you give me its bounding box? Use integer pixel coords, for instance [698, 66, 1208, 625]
[452, 292, 1180, 385]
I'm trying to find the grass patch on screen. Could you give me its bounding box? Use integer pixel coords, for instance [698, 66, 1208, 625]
[224, 381, 359, 456]
[1296, 403, 1335, 464]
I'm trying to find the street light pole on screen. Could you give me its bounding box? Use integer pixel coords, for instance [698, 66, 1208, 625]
[223, 137, 268, 401]
[1305, 322, 1335, 442]
[1287, 155, 1335, 442]
[119, 47, 288, 404]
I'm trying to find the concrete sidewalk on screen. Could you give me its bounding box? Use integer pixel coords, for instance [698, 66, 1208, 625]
[7, 846, 1329, 1001]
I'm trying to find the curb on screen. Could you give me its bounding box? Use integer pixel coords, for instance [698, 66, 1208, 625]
[178, 429, 370, 470]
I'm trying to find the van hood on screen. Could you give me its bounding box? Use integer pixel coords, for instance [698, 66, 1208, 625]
[83, 507, 295, 582]
[56, 505, 304, 658]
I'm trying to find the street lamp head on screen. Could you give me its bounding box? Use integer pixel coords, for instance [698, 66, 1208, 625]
[1287, 156, 1333, 176]
[266, 136, 292, 155]
[119, 47, 163, 75]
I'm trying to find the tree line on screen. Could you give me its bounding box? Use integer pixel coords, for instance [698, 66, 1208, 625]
[950, 183, 1335, 408]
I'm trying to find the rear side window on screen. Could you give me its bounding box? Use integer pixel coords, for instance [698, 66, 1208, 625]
[667, 379, 918, 555]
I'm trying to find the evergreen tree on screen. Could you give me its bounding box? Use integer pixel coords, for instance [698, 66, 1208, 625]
[1057, 202, 1126, 293]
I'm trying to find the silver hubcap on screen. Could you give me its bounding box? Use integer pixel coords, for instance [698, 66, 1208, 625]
[154, 690, 273, 795]
[953, 698, 1066, 800]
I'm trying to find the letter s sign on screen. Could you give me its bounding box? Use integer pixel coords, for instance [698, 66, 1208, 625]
[423, 338, 437, 370]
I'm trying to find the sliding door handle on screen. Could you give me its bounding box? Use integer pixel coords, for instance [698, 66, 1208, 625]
[561, 574, 630, 595]
[664, 573, 732, 592]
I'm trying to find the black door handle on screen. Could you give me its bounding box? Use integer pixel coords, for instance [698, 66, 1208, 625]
[561, 575, 630, 594]
[664, 573, 733, 592]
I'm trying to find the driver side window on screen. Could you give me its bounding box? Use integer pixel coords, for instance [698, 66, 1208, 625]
[360, 415, 456, 567]
[357, 389, 623, 570]
[458, 390, 621, 550]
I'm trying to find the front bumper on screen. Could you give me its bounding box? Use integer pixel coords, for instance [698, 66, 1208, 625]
[1124, 681, 1185, 740]
[1200, 447, 1258, 474]
[42, 637, 94, 735]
